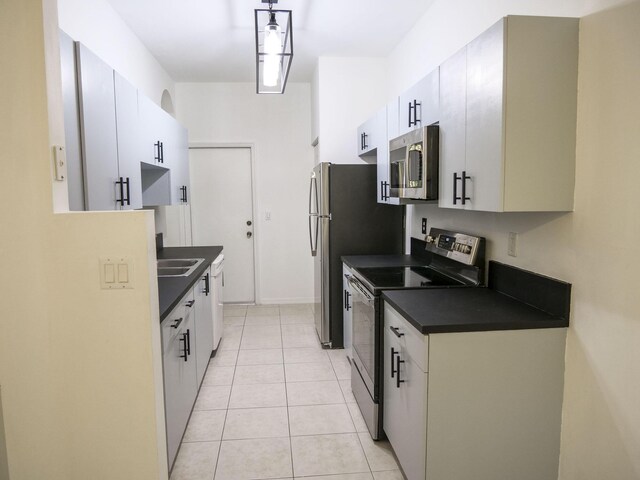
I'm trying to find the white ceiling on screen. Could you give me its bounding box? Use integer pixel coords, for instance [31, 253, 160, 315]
[106, 0, 435, 82]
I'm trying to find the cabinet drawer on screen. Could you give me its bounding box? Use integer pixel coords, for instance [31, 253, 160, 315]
[384, 301, 429, 372]
[161, 290, 195, 352]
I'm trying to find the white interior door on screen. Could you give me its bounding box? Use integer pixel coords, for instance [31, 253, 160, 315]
[190, 147, 255, 303]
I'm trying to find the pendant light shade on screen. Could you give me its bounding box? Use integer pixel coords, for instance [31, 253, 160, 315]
[255, 1, 293, 94]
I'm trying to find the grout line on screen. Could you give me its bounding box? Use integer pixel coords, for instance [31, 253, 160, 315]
[281, 309, 296, 479]
[211, 314, 244, 480]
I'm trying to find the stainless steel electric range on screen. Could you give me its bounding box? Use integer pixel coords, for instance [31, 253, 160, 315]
[349, 228, 486, 439]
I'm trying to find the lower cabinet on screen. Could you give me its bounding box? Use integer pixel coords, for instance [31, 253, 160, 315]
[194, 266, 213, 386]
[383, 304, 428, 480]
[161, 265, 216, 470]
[162, 291, 197, 469]
[342, 263, 353, 353]
[382, 301, 567, 480]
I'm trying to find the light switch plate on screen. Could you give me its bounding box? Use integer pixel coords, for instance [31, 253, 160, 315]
[100, 256, 134, 289]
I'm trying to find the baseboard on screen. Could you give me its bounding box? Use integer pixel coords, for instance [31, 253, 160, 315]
[258, 297, 315, 305]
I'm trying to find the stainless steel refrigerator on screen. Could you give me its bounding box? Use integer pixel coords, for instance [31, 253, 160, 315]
[308, 163, 404, 348]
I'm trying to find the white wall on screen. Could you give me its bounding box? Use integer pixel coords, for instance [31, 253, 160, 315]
[313, 57, 388, 164]
[57, 0, 175, 105]
[174, 83, 315, 304]
[0, 1, 167, 478]
[388, 1, 640, 478]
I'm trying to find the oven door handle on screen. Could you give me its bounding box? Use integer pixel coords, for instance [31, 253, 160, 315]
[348, 276, 374, 306]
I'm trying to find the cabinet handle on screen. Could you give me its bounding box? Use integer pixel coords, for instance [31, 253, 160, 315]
[171, 317, 184, 329]
[204, 273, 210, 296]
[390, 326, 404, 338]
[186, 329, 191, 357]
[180, 333, 188, 361]
[362, 132, 368, 150]
[408, 100, 422, 127]
[154, 141, 161, 163]
[390, 347, 399, 378]
[453, 172, 461, 205]
[396, 355, 405, 388]
[160, 141, 164, 163]
[344, 290, 351, 311]
[380, 181, 385, 201]
[384, 181, 390, 201]
[461, 170, 471, 205]
[186, 300, 195, 308]
[116, 177, 125, 206]
[180, 185, 188, 203]
[124, 177, 130, 206]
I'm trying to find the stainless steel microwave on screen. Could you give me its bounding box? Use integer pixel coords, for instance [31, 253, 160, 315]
[389, 125, 439, 200]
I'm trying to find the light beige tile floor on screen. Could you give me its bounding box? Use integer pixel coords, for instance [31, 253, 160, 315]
[170, 304, 404, 480]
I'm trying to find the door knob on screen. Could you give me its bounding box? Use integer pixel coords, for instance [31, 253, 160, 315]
[247, 232, 252, 238]
[247, 220, 252, 226]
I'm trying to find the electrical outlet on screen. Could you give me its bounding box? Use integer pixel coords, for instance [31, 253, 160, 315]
[508, 232, 518, 257]
[421, 218, 428, 234]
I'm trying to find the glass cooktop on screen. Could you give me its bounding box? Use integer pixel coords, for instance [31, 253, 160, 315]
[356, 266, 464, 292]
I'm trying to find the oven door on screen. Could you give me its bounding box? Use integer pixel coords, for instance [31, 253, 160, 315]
[349, 276, 377, 396]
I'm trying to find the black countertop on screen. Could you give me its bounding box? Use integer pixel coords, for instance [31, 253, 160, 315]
[382, 287, 569, 335]
[157, 246, 223, 322]
[341, 254, 428, 269]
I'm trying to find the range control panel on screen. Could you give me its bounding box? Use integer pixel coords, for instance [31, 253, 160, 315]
[425, 228, 484, 265]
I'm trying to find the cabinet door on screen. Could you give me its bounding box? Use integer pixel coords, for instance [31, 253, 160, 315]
[398, 68, 440, 136]
[465, 19, 505, 212]
[169, 123, 190, 205]
[342, 264, 353, 353]
[59, 31, 85, 211]
[162, 300, 197, 469]
[383, 327, 428, 480]
[114, 73, 142, 210]
[438, 47, 467, 209]
[76, 43, 119, 211]
[138, 95, 165, 166]
[194, 267, 213, 386]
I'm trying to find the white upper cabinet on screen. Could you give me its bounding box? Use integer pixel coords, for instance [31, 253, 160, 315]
[439, 47, 469, 210]
[356, 107, 385, 157]
[439, 16, 579, 212]
[76, 43, 119, 211]
[397, 68, 440, 136]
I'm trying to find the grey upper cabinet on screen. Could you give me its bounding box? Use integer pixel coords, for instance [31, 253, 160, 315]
[61, 33, 190, 211]
[167, 121, 190, 205]
[397, 68, 440, 136]
[139, 95, 189, 206]
[439, 16, 579, 212]
[114, 73, 143, 210]
[76, 43, 119, 211]
[59, 30, 85, 211]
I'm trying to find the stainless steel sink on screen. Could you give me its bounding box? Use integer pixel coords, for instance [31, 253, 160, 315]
[157, 258, 205, 277]
[158, 259, 201, 268]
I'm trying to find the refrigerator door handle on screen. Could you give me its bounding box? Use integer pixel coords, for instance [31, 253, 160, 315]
[309, 176, 319, 216]
[309, 215, 318, 256]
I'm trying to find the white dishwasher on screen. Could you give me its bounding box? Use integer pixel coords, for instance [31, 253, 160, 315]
[211, 254, 224, 351]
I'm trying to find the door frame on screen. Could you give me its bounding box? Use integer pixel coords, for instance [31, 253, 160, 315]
[189, 143, 259, 305]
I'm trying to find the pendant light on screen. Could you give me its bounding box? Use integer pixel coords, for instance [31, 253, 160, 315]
[255, 0, 293, 94]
